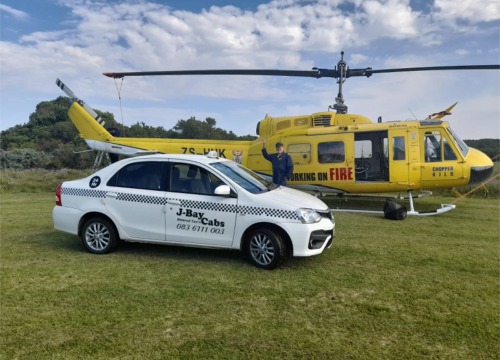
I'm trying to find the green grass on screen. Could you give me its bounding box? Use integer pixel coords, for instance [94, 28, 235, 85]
[1, 167, 499, 358]
[1, 190, 499, 359]
[0, 169, 92, 193]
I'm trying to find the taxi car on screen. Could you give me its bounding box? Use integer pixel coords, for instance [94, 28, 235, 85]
[53, 152, 335, 269]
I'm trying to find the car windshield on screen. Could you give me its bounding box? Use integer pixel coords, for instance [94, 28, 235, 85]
[211, 161, 272, 194]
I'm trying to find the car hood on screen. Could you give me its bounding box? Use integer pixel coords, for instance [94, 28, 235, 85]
[257, 186, 329, 211]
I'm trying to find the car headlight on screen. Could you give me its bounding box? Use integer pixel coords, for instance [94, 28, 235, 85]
[296, 208, 322, 224]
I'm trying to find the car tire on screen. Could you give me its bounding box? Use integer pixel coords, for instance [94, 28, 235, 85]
[245, 227, 286, 270]
[81, 217, 118, 254]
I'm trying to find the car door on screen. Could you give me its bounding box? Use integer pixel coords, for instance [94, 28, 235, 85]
[104, 161, 168, 241]
[165, 162, 238, 247]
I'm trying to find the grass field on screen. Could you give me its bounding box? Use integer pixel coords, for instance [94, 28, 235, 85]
[1, 188, 499, 359]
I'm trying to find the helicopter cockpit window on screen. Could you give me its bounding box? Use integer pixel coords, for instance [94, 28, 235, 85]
[447, 127, 469, 157]
[392, 137, 405, 161]
[318, 142, 345, 163]
[424, 132, 442, 162]
[443, 138, 457, 160]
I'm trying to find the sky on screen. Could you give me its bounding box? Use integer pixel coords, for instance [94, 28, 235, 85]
[0, 0, 499, 140]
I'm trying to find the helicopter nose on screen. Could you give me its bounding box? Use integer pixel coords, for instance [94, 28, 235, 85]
[470, 165, 494, 184]
[467, 148, 494, 184]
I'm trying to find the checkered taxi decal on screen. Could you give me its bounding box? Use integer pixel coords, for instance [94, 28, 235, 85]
[62, 187, 299, 220]
[62, 187, 107, 198]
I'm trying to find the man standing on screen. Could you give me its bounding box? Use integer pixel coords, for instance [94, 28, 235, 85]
[262, 140, 294, 186]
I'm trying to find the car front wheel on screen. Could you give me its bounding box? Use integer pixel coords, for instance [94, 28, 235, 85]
[81, 217, 117, 254]
[245, 227, 286, 270]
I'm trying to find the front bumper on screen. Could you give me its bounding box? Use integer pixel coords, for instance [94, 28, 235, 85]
[282, 217, 335, 257]
[309, 228, 335, 250]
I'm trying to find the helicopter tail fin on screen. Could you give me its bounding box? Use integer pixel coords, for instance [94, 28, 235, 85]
[56, 79, 106, 126]
[68, 102, 115, 142]
[56, 78, 114, 142]
[426, 102, 458, 121]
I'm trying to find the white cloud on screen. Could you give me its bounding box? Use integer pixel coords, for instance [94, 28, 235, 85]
[0, 0, 498, 139]
[0, 4, 29, 20]
[360, 0, 420, 37]
[434, 0, 500, 23]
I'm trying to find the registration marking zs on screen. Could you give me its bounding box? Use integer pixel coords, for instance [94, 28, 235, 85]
[181, 147, 226, 158]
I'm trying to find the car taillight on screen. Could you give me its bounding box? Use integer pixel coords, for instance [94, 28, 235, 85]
[55, 182, 63, 206]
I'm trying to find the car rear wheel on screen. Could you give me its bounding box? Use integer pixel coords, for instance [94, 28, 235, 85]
[81, 217, 117, 254]
[245, 227, 286, 270]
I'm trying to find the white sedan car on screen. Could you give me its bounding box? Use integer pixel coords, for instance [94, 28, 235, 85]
[53, 152, 335, 269]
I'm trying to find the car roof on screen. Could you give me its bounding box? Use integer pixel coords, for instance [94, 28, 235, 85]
[123, 153, 231, 165]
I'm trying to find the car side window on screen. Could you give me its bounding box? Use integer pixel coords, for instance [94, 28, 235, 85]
[170, 163, 222, 195]
[107, 162, 167, 191]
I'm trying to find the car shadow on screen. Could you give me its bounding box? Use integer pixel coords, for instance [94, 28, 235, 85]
[40, 231, 313, 270]
[119, 240, 244, 264]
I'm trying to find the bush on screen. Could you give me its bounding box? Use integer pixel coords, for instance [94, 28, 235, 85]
[0, 148, 55, 170]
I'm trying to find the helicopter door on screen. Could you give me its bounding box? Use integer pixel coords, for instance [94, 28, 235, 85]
[388, 130, 409, 185]
[420, 130, 463, 187]
[354, 131, 389, 181]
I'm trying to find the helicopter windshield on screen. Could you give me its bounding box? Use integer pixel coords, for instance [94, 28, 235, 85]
[447, 127, 469, 157]
[211, 161, 271, 194]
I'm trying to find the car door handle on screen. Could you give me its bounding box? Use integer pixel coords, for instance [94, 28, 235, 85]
[167, 200, 181, 206]
[106, 192, 118, 199]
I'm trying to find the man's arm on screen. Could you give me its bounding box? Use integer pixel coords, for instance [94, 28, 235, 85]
[262, 148, 272, 161]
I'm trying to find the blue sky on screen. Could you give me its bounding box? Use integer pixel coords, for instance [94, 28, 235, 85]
[1, 0, 499, 139]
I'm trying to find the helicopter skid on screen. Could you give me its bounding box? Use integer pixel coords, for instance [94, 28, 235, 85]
[330, 203, 455, 216]
[406, 191, 455, 216]
[330, 191, 456, 217]
[406, 203, 456, 216]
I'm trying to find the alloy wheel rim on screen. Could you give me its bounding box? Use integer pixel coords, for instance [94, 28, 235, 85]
[249, 233, 275, 265]
[85, 223, 110, 250]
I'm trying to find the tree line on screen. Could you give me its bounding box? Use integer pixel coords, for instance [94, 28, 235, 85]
[0, 97, 498, 170]
[0, 97, 257, 169]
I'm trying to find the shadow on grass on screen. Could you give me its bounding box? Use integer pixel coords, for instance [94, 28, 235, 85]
[118, 240, 244, 265]
[114, 241, 319, 270]
[40, 230, 318, 270]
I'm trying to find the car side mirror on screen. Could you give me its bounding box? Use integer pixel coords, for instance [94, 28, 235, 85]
[214, 185, 235, 197]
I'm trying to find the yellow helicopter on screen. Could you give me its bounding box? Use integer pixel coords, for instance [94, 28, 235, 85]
[56, 52, 497, 215]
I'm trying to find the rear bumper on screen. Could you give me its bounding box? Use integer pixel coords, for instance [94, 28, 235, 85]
[53, 206, 83, 235]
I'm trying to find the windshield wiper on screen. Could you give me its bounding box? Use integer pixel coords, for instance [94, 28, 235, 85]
[267, 182, 280, 191]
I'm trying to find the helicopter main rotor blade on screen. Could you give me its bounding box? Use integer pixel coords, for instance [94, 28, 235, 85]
[103, 69, 338, 79]
[347, 65, 500, 77]
[104, 64, 499, 79]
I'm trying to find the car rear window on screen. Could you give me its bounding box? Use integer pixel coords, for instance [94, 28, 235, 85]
[107, 161, 167, 191]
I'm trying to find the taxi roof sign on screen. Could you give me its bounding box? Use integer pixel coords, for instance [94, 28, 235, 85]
[207, 150, 218, 159]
